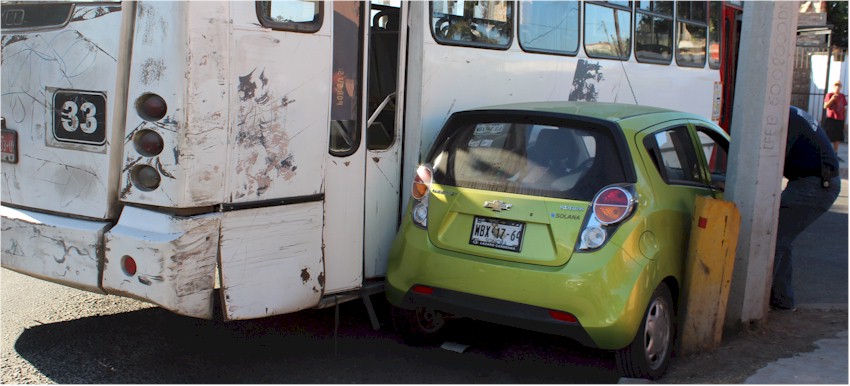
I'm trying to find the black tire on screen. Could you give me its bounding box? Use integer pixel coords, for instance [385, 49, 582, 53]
[390, 305, 446, 345]
[615, 284, 675, 380]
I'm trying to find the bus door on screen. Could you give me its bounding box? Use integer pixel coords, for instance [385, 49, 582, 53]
[324, 1, 406, 295]
[720, 3, 743, 133]
[364, 1, 405, 280]
[324, 1, 369, 294]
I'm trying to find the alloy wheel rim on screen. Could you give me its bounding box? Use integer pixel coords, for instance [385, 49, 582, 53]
[643, 297, 671, 370]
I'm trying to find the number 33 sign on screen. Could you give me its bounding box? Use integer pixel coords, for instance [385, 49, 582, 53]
[53, 90, 107, 145]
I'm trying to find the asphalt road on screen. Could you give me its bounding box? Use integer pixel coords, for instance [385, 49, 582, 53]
[1, 269, 623, 384]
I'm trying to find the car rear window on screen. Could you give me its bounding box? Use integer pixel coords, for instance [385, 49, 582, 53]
[429, 119, 628, 201]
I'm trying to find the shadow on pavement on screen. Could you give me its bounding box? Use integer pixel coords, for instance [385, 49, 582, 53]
[13, 296, 620, 384]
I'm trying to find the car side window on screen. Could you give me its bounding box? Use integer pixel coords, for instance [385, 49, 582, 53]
[644, 126, 703, 186]
[696, 127, 729, 190]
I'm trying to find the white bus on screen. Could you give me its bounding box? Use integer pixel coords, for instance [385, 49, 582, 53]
[1, 1, 743, 321]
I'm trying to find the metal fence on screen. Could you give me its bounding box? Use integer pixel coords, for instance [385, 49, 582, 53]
[791, 45, 847, 123]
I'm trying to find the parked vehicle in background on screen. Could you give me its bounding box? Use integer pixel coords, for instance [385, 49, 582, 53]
[386, 102, 730, 379]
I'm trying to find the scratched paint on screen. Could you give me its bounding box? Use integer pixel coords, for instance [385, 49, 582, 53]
[0, 4, 122, 220]
[233, 68, 298, 199]
[71, 5, 121, 22]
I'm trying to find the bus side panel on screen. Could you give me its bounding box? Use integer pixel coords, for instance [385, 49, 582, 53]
[226, 6, 330, 203]
[219, 202, 324, 320]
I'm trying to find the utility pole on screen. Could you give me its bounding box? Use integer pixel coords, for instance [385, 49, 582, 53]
[724, 1, 799, 328]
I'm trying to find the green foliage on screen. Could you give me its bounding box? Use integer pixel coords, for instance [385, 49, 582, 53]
[827, 1, 848, 48]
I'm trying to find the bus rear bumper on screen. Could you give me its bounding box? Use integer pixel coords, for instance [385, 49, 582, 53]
[103, 206, 221, 319]
[1, 205, 109, 294]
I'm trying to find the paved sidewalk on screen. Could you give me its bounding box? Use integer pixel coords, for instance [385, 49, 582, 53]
[745, 331, 848, 384]
[742, 141, 849, 384]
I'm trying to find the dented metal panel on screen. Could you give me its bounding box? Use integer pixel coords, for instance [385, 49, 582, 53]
[219, 202, 324, 320]
[1, 4, 126, 219]
[121, 1, 229, 208]
[227, 6, 330, 203]
[103, 206, 220, 319]
[0, 206, 108, 294]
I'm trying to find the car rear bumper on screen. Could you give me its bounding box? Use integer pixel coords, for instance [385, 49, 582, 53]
[386, 221, 656, 350]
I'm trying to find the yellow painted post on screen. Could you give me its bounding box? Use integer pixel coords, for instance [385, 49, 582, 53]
[679, 195, 741, 356]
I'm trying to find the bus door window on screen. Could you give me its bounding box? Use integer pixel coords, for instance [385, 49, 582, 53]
[329, 2, 364, 156]
[708, 1, 722, 69]
[675, 1, 707, 67]
[584, 1, 632, 60]
[518, 1, 579, 56]
[367, 1, 401, 151]
[634, 1, 673, 64]
[431, 0, 513, 49]
[256, 1, 322, 32]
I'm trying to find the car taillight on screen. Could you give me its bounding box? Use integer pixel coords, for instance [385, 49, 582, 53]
[593, 186, 635, 225]
[577, 184, 637, 251]
[410, 165, 432, 229]
[411, 165, 432, 200]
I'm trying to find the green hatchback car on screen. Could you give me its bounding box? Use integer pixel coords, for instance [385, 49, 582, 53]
[386, 102, 729, 379]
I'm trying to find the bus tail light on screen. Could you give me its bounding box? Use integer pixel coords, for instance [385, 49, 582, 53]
[131, 165, 162, 191]
[133, 129, 164, 156]
[121, 255, 137, 276]
[577, 184, 637, 251]
[136, 94, 167, 121]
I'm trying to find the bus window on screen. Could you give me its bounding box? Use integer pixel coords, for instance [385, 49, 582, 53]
[675, 1, 707, 68]
[431, 0, 512, 49]
[518, 1, 579, 56]
[708, 1, 722, 69]
[256, 1, 323, 33]
[329, 2, 363, 156]
[584, 1, 632, 60]
[367, 1, 401, 151]
[634, 1, 673, 64]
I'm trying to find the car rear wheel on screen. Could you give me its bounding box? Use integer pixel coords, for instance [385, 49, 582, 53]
[615, 284, 674, 380]
[390, 305, 446, 345]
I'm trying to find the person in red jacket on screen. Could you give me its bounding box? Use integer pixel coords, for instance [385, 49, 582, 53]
[823, 80, 847, 159]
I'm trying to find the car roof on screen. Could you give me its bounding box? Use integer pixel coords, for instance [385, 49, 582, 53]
[462, 101, 711, 132]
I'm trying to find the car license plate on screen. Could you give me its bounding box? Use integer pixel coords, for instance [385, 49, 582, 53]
[1, 129, 17, 164]
[53, 90, 107, 145]
[469, 216, 525, 252]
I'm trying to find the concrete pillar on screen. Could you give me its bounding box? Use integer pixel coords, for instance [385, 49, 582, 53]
[724, 1, 799, 328]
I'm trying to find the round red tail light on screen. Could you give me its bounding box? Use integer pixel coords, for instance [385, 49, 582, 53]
[134, 129, 165, 156]
[593, 186, 635, 225]
[130, 164, 162, 191]
[411, 165, 433, 200]
[137, 94, 167, 121]
[122, 255, 137, 276]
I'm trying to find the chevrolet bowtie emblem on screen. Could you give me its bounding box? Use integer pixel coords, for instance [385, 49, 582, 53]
[484, 200, 512, 212]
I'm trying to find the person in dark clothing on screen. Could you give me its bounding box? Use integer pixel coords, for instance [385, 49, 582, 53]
[771, 106, 841, 310]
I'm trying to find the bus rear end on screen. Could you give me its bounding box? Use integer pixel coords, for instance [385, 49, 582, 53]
[1, 2, 130, 293]
[2, 1, 332, 321]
